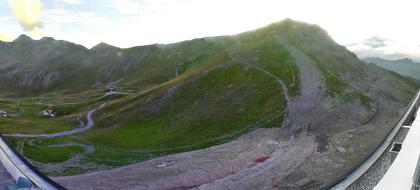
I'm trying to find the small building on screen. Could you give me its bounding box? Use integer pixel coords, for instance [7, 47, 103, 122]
[41, 106, 56, 117]
[107, 86, 117, 93]
[0, 110, 8, 118]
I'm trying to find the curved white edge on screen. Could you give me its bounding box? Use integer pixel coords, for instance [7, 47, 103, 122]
[0, 138, 59, 190]
[374, 107, 420, 190]
[374, 120, 420, 190]
[330, 90, 420, 190]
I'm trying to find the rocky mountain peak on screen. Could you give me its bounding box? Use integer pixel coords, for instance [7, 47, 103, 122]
[40, 37, 56, 42]
[91, 42, 119, 51]
[397, 58, 416, 64]
[13, 34, 33, 43]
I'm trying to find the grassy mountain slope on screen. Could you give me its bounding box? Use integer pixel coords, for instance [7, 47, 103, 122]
[79, 19, 418, 152]
[1, 19, 419, 189]
[76, 23, 303, 150]
[0, 36, 230, 95]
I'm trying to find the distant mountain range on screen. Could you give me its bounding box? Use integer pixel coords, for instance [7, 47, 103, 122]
[0, 19, 419, 189]
[364, 57, 420, 80]
[0, 34, 160, 94]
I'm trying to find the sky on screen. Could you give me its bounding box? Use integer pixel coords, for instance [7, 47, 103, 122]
[0, 0, 419, 61]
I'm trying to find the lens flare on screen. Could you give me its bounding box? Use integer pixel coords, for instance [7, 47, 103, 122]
[7, 0, 43, 36]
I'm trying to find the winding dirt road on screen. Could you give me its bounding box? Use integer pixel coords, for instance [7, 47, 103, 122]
[24, 139, 95, 173]
[5, 103, 106, 138]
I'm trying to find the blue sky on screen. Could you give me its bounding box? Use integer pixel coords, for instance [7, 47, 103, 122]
[1, 0, 420, 61]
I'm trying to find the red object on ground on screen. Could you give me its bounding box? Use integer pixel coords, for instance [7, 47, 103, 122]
[255, 156, 269, 163]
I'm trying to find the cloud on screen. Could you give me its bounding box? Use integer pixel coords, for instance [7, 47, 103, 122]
[0, 16, 14, 23]
[40, 8, 114, 47]
[348, 42, 420, 61]
[43, 9, 111, 26]
[362, 36, 388, 49]
[60, 0, 84, 5]
[7, 0, 43, 36]
[109, 0, 146, 15]
[0, 32, 12, 42]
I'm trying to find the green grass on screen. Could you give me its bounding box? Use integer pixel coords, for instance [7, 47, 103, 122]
[2, 19, 416, 177]
[0, 84, 136, 134]
[229, 27, 300, 96]
[318, 67, 373, 108]
[24, 144, 83, 163]
[318, 67, 348, 97]
[387, 70, 420, 89]
[4, 136, 83, 165]
[79, 60, 286, 150]
[0, 102, 77, 134]
[0, 47, 290, 175]
[30, 136, 74, 146]
[178, 54, 210, 74]
[0, 28, 293, 175]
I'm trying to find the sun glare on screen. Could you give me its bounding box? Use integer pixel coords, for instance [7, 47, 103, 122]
[7, 0, 42, 37]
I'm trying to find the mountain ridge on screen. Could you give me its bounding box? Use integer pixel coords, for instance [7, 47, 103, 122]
[0, 19, 419, 189]
[364, 57, 420, 80]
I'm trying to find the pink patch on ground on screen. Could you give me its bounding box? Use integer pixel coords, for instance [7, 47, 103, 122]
[255, 156, 269, 163]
